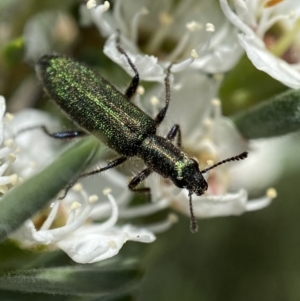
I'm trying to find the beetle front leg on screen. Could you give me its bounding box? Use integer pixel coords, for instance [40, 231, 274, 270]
[154, 65, 172, 126]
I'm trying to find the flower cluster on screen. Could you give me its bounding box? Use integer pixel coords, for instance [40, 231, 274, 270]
[220, 0, 300, 88]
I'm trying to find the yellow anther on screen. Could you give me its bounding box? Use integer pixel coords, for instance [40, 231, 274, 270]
[266, 188, 277, 199]
[73, 183, 83, 192]
[103, 187, 112, 195]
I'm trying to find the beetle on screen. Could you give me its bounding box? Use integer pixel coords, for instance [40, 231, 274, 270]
[35, 35, 247, 232]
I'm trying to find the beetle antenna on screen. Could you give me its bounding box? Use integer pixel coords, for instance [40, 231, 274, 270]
[201, 151, 248, 174]
[189, 191, 198, 233]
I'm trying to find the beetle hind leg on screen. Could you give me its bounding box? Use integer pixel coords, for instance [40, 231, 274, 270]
[15, 125, 87, 140]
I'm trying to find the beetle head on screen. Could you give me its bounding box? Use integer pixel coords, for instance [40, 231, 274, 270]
[171, 157, 208, 196]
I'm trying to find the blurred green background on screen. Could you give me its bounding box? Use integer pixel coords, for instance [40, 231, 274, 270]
[138, 163, 300, 301]
[1, 0, 300, 300]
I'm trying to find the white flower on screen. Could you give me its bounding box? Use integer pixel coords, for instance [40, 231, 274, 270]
[11, 186, 155, 264]
[83, 0, 243, 80]
[220, 0, 300, 88]
[0, 100, 155, 263]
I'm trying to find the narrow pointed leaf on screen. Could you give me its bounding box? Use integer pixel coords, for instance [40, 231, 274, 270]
[0, 137, 99, 241]
[0, 267, 141, 296]
[231, 89, 300, 139]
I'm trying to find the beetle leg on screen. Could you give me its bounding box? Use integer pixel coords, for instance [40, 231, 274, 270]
[128, 168, 152, 197]
[41, 126, 87, 139]
[166, 124, 182, 148]
[116, 32, 140, 100]
[15, 125, 87, 140]
[154, 65, 172, 126]
[58, 156, 128, 200]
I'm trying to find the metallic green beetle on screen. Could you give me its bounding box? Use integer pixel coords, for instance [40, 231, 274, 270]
[35, 37, 247, 232]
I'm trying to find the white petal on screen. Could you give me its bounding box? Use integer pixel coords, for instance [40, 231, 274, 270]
[172, 189, 253, 218]
[192, 22, 244, 73]
[161, 70, 213, 135]
[57, 224, 155, 263]
[211, 118, 248, 158]
[193, 43, 244, 73]
[230, 137, 286, 193]
[103, 34, 165, 82]
[239, 34, 300, 89]
[10, 220, 38, 245]
[192, 189, 248, 217]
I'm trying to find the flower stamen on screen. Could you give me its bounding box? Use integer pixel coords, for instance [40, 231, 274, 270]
[4, 112, 14, 122]
[146, 11, 173, 53]
[143, 213, 179, 233]
[270, 18, 300, 57]
[118, 198, 171, 219]
[0, 174, 18, 185]
[40, 201, 59, 231]
[130, 7, 149, 44]
[246, 188, 277, 211]
[196, 23, 215, 56]
[114, 0, 127, 36]
[167, 21, 201, 62]
[96, 193, 119, 231]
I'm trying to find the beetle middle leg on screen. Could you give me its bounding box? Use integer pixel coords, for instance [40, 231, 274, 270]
[116, 32, 139, 100]
[128, 168, 152, 199]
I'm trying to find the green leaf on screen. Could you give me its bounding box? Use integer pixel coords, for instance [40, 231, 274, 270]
[0, 267, 141, 296]
[0, 290, 133, 301]
[0, 137, 99, 241]
[231, 89, 300, 139]
[219, 55, 288, 116]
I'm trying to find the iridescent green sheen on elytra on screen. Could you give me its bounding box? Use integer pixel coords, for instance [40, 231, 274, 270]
[36, 55, 156, 156]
